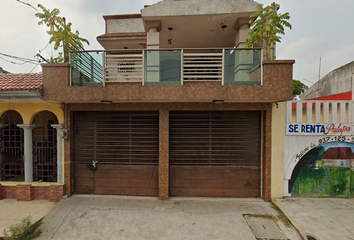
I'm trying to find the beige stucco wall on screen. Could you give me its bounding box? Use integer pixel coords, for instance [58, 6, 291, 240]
[107, 18, 145, 33]
[271, 102, 285, 199]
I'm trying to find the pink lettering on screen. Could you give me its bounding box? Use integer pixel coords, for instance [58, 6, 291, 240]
[325, 124, 351, 136]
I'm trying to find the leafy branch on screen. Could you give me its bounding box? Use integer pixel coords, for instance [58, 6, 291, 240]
[245, 3, 292, 59]
[35, 4, 89, 63]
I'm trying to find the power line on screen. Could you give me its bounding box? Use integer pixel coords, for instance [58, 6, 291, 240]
[29, 63, 40, 73]
[14, 0, 38, 12]
[0, 53, 38, 64]
[0, 55, 38, 65]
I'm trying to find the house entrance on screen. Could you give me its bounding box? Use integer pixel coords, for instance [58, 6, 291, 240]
[73, 111, 159, 196]
[169, 111, 261, 197]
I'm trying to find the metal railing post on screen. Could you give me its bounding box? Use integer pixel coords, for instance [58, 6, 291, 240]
[181, 49, 184, 85]
[102, 51, 106, 86]
[222, 49, 225, 85]
[142, 50, 145, 86]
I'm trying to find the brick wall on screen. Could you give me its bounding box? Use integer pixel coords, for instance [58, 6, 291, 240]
[0, 184, 64, 202]
[16, 185, 33, 201]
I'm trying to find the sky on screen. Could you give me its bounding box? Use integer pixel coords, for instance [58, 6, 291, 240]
[0, 0, 353, 88]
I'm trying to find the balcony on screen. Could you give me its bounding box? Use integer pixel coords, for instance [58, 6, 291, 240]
[69, 48, 262, 87]
[42, 49, 294, 103]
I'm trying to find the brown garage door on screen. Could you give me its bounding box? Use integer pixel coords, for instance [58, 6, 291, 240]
[169, 111, 261, 197]
[74, 111, 159, 196]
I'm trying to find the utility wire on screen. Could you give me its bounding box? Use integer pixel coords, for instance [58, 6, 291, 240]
[0, 53, 38, 64]
[14, 0, 38, 12]
[0, 55, 38, 65]
[28, 63, 40, 73]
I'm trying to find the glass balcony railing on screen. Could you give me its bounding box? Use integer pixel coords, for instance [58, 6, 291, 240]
[224, 49, 262, 85]
[144, 50, 182, 86]
[70, 51, 104, 86]
[70, 48, 262, 86]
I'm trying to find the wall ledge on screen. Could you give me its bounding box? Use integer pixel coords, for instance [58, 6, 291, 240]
[263, 60, 295, 65]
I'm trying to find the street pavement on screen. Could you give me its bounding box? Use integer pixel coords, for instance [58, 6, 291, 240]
[37, 195, 300, 240]
[3, 195, 353, 240]
[274, 198, 354, 240]
[0, 199, 55, 236]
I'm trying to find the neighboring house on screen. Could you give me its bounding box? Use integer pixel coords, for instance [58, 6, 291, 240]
[0, 73, 64, 202]
[42, 0, 294, 201]
[321, 147, 354, 168]
[300, 60, 354, 101]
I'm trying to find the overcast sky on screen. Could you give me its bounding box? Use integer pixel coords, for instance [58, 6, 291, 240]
[0, 0, 353, 87]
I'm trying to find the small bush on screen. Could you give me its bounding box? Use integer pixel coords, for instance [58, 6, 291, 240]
[3, 216, 42, 240]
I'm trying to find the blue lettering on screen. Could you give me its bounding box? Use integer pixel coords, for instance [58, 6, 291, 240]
[288, 124, 294, 133]
[301, 125, 306, 133]
[315, 125, 321, 133]
[309, 125, 315, 133]
[321, 125, 325, 133]
[294, 125, 299, 133]
[305, 125, 309, 133]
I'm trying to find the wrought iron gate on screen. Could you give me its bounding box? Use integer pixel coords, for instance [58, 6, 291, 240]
[32, 111, 58, 182]
[0, 110, 24, 181]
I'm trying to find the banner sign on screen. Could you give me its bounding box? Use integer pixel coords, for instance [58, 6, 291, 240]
[286, 123, 354, 136]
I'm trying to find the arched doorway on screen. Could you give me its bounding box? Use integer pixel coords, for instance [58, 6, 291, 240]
[0, 110, 24, 181]
[32, 111, 58, 182]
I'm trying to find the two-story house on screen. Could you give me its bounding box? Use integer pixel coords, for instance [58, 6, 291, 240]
[42, 0, 294, 202]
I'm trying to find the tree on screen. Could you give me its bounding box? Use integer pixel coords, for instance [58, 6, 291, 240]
[292, 80, 309, 99]
[35, 4, 89, 63]
[245, 3, 292, 59]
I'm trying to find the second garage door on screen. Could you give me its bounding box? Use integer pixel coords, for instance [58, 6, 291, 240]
[169, 111, 261, 197]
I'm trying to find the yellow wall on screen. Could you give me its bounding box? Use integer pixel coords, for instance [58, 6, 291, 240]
[0, 102, 65, 184]
[0, 102, 64, 124]
[271, 102, 285, 199]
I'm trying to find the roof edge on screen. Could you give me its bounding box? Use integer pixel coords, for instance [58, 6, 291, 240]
[103, 14, 142, 20]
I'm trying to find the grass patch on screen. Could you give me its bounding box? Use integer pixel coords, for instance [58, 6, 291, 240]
[271, 203, 293, 228]
[3, 216, 42, 240]
[243, 214, 277, 221]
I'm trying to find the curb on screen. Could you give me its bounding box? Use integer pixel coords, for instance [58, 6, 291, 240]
[271, 199, 308, 240]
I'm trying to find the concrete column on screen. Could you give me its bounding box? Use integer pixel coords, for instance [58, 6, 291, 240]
[0, 124, 6, 181]
[234, 24, 249, 48]
[51, 124, 64, 184]
[233, 18, 250, 48]
[159, 109, 169, 200]
[17, 124, 35, 183]
[147, 27, 160, 49]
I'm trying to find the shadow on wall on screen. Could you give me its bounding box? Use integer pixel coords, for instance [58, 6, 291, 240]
[289, 142, 354, 198]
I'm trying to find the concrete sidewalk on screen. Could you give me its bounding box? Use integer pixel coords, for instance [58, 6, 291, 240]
[0, 199, 56, 236]
[37, 195, 300, 240]
[274, 198, 354, 240]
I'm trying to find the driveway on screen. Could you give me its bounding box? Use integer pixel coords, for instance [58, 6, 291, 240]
[38, 195, 300, 240]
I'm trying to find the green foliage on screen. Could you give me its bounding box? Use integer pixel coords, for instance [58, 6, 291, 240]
[245, 3, 292, 59]
[292, 167, 352, 197]
[291, 167, 327, 196]
[301, 145, 324, 167]
[3, 216, 42, 240]
[35, 4, 89, 63]
[350, 170, 354, 197]
[292, 80, 309, 99]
